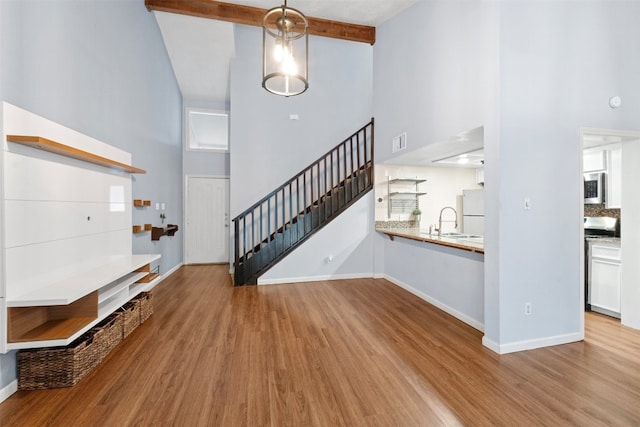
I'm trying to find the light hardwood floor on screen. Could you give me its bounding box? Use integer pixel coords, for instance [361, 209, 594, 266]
[1, 264, 639, 426]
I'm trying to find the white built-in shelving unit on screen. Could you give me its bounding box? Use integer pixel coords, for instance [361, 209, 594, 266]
[0, 102, 161, 352]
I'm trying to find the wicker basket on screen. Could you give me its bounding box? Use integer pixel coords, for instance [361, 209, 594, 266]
[93, 312, 123, 363]
[122, 300, 141, 338]
[137, 292, 154, 323]
[17, 330, 102, 390]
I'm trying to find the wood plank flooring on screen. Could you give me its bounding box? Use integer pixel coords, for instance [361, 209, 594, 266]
[1, 264, 639, 426]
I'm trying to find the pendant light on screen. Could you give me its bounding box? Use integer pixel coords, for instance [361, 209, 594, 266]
[262, 0, 309, 97]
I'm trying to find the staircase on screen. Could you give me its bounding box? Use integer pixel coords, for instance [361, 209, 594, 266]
[232, 119, 374, 286]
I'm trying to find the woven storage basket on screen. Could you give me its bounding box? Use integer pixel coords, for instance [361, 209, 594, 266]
[137, 292, 153, 323]
[122, 300, 141, 338]
[92, 312, 123, 363]
[17, 330, 101, 390]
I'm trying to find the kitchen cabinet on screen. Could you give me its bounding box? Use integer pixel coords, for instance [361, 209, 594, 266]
[589, 241, 621, 318]
[584, 148, 607, 172]
[475, 168, 485, 185]
[583, 144, 621, 208]
[606, 144, 621, 209]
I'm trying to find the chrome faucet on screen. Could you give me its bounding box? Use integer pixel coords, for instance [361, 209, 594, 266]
[438, 206, 458, 236]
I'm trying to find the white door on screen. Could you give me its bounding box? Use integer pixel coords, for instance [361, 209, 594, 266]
[185, 177, 229, 264]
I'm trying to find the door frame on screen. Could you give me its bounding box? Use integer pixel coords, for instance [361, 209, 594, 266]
[183, 174, 230, 265]
[580, 127, 640, 336]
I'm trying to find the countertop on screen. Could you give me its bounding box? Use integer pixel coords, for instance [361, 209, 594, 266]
[586, 237, 621, 246]
[376, 227, 485, 254]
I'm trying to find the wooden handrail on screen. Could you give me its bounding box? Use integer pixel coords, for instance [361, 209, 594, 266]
[6, 135, 146, 174]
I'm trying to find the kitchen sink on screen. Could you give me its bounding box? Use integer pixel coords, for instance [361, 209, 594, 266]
[439, 232, 482, 239]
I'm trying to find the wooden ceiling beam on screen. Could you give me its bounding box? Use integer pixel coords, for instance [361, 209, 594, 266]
[145, 0, 376, 45]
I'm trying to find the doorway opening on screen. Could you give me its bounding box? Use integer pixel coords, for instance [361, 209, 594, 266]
[581, 128, 640, 338]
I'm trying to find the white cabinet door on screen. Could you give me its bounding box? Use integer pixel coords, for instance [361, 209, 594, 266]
[606, 145, 621, 209]
[590, 258, 621, 313]
[584, 148, 606, 172]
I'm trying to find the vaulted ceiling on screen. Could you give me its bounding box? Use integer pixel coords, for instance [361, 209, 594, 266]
[149, 0, 416, 104]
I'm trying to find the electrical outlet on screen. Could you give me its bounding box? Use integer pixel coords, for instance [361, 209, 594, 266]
[525, 302, 532, 316]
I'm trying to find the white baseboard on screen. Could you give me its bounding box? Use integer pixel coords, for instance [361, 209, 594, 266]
[146, 262, 183, 291]
[483, 332, 583, 355]
[481, 336, 501, 354]
[258, 273, 373, 286]
[373, 273, 384, 279]
[0, 380, 17, 404]
[383, 274, 485, 332]
[163, 262, 183, 279]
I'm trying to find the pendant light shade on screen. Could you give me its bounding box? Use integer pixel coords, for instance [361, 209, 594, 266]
[262, 1, 309, 97]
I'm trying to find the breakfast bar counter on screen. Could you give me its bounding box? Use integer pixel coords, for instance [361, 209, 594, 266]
[377, 227, 484, 254]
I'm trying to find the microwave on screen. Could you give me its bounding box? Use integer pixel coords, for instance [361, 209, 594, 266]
[584, 172, 605, 204]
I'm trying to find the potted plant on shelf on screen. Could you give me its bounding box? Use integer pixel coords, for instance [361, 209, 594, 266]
[412, 208, 422, 223]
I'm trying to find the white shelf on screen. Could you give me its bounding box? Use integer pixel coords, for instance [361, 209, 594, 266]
[98, 272, 148, 303]
[129, 274, 161, 298]
[7, 254, 160, 307]
[99, 293, 129, 318]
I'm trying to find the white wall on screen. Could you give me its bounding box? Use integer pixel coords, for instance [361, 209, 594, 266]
[259, 194, 374, 284]
[0, 0, 183, 275]
[621, 139, 640, 329]
[183, 99, 229, 177]
[229, 25, 374, 282]
[375, 0, 640, 353]
[374, 1, 500, 344]
[493, 1, 640, 351]
[383, 236, 484, 330]
[229, 25, 373, 217]
[0, 0, 181, 392]
[373, 1, 499, 165]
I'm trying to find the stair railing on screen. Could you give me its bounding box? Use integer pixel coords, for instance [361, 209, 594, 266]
[232, 118, 374, 285]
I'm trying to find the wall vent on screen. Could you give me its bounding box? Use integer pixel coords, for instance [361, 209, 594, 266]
[392, 132, 407, 153]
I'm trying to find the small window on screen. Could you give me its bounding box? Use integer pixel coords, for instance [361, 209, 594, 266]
[186, 108, 229, 152]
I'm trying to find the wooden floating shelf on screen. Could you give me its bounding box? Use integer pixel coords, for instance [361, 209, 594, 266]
[7, 292, 98, 343]
[136, 272, 160, 284]
[132, 225, 152, 233]
[6, 135, 146, 174]
[133, 199, 152, 207]
[151, 224, 179, 241]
